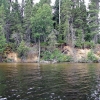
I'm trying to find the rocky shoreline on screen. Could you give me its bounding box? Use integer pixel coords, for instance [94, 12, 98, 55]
[3, 45, 100, 63]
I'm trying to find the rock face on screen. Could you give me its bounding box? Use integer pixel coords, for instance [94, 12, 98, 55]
[63, 46, 90, 58]
[6, 44, 39, 63]
[76, 49, 90, 61]
[62, 46, 73, 55]
[6, 45, 100, 63]
[7, 52, 21, 62]
[7, 52, 38, 63]
[22, 53, 38, 63]
[62, 46, 100, 62]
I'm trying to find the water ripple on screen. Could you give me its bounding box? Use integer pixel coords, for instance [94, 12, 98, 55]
[0, 63, 100, 100]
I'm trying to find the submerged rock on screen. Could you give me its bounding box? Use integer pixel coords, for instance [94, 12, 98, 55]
[40, 60, 51, 63]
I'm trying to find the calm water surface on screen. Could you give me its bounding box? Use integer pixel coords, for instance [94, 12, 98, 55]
[0, 63, 100, 100]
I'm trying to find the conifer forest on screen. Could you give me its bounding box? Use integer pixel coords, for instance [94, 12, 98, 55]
[0, 0, 100, 62]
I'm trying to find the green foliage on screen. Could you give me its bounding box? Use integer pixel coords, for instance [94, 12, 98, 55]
[42, 48, 71, 62]
[31, 3, 53, 41]
[75, 41, 84, 48]
[17, 41, 29, 57]
[11, 2, 23, 33]
[7, 42, 17, 51]
[39, 0, 51, 6]
[87, 50, 98, 62]
[75, 41, 95, 49]
[24, 0, 33, 19]
[72, 2, 87, 46]
[24, 0, 34, 42]
[53, 0, 59, 30]
[47, 30, 57, 47]
[42, 51, 51, 60]
[0, 0, 99, 63]
[97, 39, 100, 44]
[58, 40, 65, 44]
[0, 5, 6, 54]
[88, 1, 99, 43]
[0, 34, 6, 53]
[40, 42, 48, 46]
[84, 41, 95, 48]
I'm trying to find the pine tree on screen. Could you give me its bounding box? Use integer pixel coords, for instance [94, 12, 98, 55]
[0, 5, 6, 61]
[24, 0, 34, 43]
[4, 0, 12, 42]
[53, 0, 59, 30]
[0, 32, 6, 53]
[10, 1, 23, 45]
[60, 0, 72, 44]
[71, 0, 87, 48]
[88, 0, 99, 43]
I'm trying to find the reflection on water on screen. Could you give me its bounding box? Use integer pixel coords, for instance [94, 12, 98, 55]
[0, 63, 100, 100]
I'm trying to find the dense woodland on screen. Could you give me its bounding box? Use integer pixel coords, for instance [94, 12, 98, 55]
[0, 0, 100, 62]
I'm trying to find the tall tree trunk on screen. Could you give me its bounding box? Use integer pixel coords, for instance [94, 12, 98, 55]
[59, 0, 61, 25]
[21, 0, 25, 17]
[70, 17, 76, 62]
[67, 20, 70, 45]
[38, 37, 40, 66]
[0, 55, 2, 62]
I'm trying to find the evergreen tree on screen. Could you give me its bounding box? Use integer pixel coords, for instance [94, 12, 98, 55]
[4, 0, 12, 42]
[10, 1, 23, 45]
[17, 40, 29, 58]
[88, 0, 99, 43]
[53, 0, 59, 30]
[60, 0, 72, 44]
[72, 0, 87, 48]
[0, 31, 6, 53]
[0, 5, 6, 61]
[24, 0, 34, 43]
[0, 0, 11, 42]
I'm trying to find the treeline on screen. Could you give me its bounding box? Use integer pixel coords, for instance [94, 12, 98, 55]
[54, 0, 99, 48]
[0, 0, 100, 60]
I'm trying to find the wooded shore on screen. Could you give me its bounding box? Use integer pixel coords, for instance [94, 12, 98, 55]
[1, 44, 100, 63]
[0, 0, 99, 63]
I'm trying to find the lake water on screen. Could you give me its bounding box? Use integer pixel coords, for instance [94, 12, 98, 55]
[0, 63, 100, 100]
